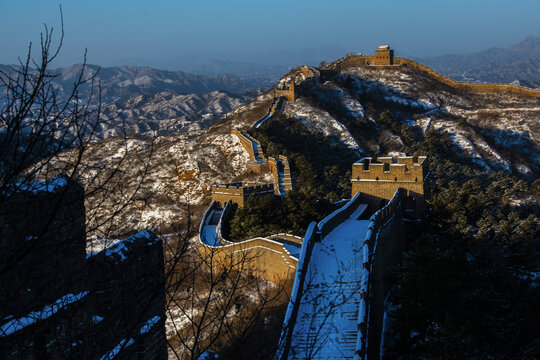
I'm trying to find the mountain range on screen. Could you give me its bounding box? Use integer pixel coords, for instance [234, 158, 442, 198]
[419, 35, 540, 87]
[0, 63, 266, 104]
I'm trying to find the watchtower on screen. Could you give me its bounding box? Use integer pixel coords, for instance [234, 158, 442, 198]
[275, 81, 296, 101]
[372, 45, 394, 65]
[351, 155, 429, 217]
[211, 182, 275, 208]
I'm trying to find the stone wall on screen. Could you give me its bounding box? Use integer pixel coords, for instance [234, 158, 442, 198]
[268, 156, 294, 196]
[394, 57, 540, 97]
[355, 188, 405, 360]
[372, 46, 394, 65]
[252, 97, 284, 128]
[198, 201, 298, 281]
[336, 51, 540, 98]
[0, 176, 86, 323]
[279, 156, 294, 192]
[87, 231, 166, 360]
[0, 177, 166, 359]
[275, 193, 369, 359]
[231, 129, 258, 163]
[232, 128, 269, 173]
[275, 82, 296, 101]
[268, 157, 281, 195]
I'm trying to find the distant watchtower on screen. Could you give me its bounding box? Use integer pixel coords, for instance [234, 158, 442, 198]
[275, 81, 296, 101]
[351, 155, 429, 217]
[372, 45, 394, 65]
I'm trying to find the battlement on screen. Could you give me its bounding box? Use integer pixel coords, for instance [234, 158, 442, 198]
[211, 181, 274, 207]
[337, 49, 540, 98]
[352, 156, 428, 181]
[212, 182, 274, 194]
[340, 45, 398, 67]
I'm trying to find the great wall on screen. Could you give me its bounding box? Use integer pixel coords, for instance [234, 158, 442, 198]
[338, 45, 540, 98]
[197, 45, 540, 359]
[196, 66, 324, 280]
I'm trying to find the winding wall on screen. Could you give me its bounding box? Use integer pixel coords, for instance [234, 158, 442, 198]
[335, 55, 540, 98]
[198, 201, 301, 281]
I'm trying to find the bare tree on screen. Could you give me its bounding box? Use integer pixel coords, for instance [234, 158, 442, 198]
[164, 223, 291, 360]
[0, 10, 157, 359]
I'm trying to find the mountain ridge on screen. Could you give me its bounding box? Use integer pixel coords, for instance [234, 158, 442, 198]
[418, 35, 540, 86]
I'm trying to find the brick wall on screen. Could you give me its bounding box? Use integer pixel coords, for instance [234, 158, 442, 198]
[336, 53, 540, 98]
[198, 201, 297, 281]
[355, 189, 405, 359]
[275, 82, 296, 101]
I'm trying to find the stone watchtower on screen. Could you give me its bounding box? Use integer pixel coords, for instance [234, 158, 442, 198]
[371, 45, 394, 65]
[211, 182, 274, 208]
[275, 81, 296, 101]
[351, 155, 430, 217]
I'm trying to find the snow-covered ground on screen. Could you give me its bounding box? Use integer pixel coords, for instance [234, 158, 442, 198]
[284, 99, 362, 155]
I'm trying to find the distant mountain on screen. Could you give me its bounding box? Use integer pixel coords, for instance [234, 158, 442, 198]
[0, 64, 269, 103]
[98, 89, 259, 138]
[182, 60, 290, 82]
[418, 36, 540, 87]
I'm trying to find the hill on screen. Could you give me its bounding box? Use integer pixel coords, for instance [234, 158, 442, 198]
[71, 54, 539, 236]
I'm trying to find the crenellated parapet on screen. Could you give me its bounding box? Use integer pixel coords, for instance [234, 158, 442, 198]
[340, 45, 396, 67]
[211, 181, 274, 207]
[352, 155, 428, 181]
[352, 155, 430, 217]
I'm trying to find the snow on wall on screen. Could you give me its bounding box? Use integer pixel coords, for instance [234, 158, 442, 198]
[86, 230, 159, 260]
[0, 292, 88, 337]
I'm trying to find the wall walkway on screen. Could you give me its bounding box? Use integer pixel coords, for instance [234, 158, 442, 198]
[275, 190, 406, 360]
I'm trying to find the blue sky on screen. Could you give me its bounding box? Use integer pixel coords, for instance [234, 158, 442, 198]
[1, 0, 539, 69]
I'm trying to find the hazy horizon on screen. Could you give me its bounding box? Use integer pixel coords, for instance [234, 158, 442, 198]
[1, 0, 539, 71]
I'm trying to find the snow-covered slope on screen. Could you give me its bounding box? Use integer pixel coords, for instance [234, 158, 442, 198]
[331, 64, 539, 174]
[98, 90, 257, 138]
